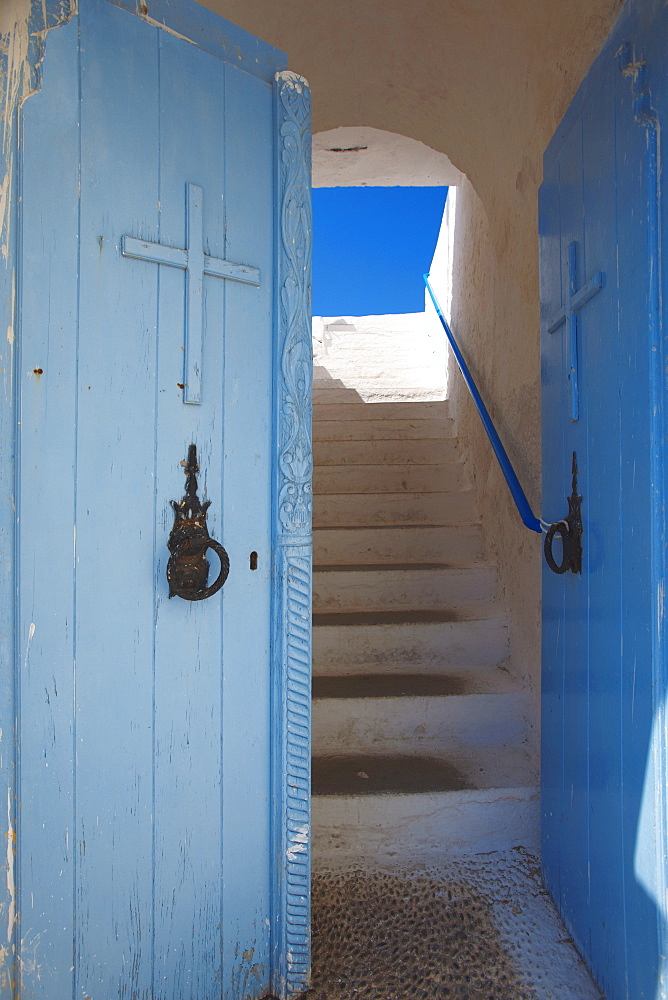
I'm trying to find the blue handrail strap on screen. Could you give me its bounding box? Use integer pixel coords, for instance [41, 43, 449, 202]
[424, 274, 542, 534]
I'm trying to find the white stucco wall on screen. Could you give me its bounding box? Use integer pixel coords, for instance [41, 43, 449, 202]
[448, 180, 542, 695]
[424, 187, 456, 398]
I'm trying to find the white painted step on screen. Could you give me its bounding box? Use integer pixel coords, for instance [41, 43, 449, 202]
[315, 339, 442, 358]
[315, 369, 445, 389]
[312, 692, 535, 782]
[313, 358, 445, 378]
[314, 438, 458, 465]
[312, 417, 455, 442]
[319, 350, 440, 361]
[313, 463, 467, 494]
[313, 565, 497, 612]
[312, 384, 447, 404]
[312, 615, 509, 671]
[312, 668, 519, 697]
[313, 491, 477, 527]
[316, 329, 428, 344]
[313, 401, 450, 421]
[313, 525, 484, 566]
[312, 658, 511, 680]
[315, 332, 436, 349]
[312, 787, 539, 869]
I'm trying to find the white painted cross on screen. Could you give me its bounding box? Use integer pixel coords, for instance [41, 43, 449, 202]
[122, 182, 261, 404]
[547, 240, 604, 422]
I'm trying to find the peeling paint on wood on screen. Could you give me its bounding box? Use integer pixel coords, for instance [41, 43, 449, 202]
[0, 0, 76, 258]
[0, 0, 31, 259]
[5, 790, 15, 951]
[135, 7, 196, 45]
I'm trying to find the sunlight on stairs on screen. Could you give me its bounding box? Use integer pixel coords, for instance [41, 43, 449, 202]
[311, 318, 537, 867]
[307, 315, 604, 1000]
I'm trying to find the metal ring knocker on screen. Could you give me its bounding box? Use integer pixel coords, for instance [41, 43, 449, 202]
[167, 444, 230, 601]
[544, 452, 583, 576]
[544, 521, 574, 575]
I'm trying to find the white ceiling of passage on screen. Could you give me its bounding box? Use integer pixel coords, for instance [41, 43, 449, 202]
[312, 127, 463, 188]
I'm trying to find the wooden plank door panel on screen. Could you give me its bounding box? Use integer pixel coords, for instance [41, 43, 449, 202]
[217, 60, 274, 1000]
[540, 2, 668, 996]
[75, 5, 159, 991]
[538, 135, 568, 908]
[579, 63, 625, 988]
[10, 1, 304, 996]
[613, 42, 658, 1000]
[17, 16, 81, 998]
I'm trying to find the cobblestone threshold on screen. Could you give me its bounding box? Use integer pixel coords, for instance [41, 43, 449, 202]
[299, 850, 604, 1000]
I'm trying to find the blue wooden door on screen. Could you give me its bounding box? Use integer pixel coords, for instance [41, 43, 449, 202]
[540, 1, 668, 997]
[4, 1, 312, 997]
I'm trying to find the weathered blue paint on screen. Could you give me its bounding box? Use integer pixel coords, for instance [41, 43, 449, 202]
[2, 1, 310, 997]
[0, 3, 79, 987]
[107, 0, 287, 84]
[540, 1, 668, 997]
[121, 182, 261, 403]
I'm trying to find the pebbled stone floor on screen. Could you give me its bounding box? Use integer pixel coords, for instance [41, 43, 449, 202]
[299, 850, 604, 1000]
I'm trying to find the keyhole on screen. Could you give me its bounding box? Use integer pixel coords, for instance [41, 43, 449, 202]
[250, 551, 258, 571]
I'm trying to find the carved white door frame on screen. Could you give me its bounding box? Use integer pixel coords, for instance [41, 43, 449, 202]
[271, 70, 313, 996]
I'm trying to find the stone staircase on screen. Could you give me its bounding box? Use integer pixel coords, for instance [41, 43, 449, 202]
[311, 318, 538, 869]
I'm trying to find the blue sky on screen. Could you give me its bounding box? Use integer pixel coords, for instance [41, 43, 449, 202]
[312, 186, 448, 316]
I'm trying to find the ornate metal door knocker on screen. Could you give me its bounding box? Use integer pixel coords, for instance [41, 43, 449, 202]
[167, 444, 230, 600]
[544, 451, 583, 575]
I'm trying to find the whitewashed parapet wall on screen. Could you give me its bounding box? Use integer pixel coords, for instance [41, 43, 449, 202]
[424, 185, 456, 395]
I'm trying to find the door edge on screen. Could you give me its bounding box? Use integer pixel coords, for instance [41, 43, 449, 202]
[271, 69, 313, 998]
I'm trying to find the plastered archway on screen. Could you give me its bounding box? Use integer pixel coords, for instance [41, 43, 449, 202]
[312, 127, 462, 188]
[208, 0, 621, 723]
[311, 125, 458, 400]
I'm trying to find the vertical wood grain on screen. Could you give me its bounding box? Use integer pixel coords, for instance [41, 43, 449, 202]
[615, 49, 659, 999]
[556, 119, 591, 946]
[75, 3, 159, 995]
[580, 65, 626, 992]
[153, 31, 227, 999]
[0, 28, 20, 995]
[539, 166, 568, 912]
[16, 17, 80, 999]
[220, 62, 274, 1000]
[540, 4, 668, 996]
